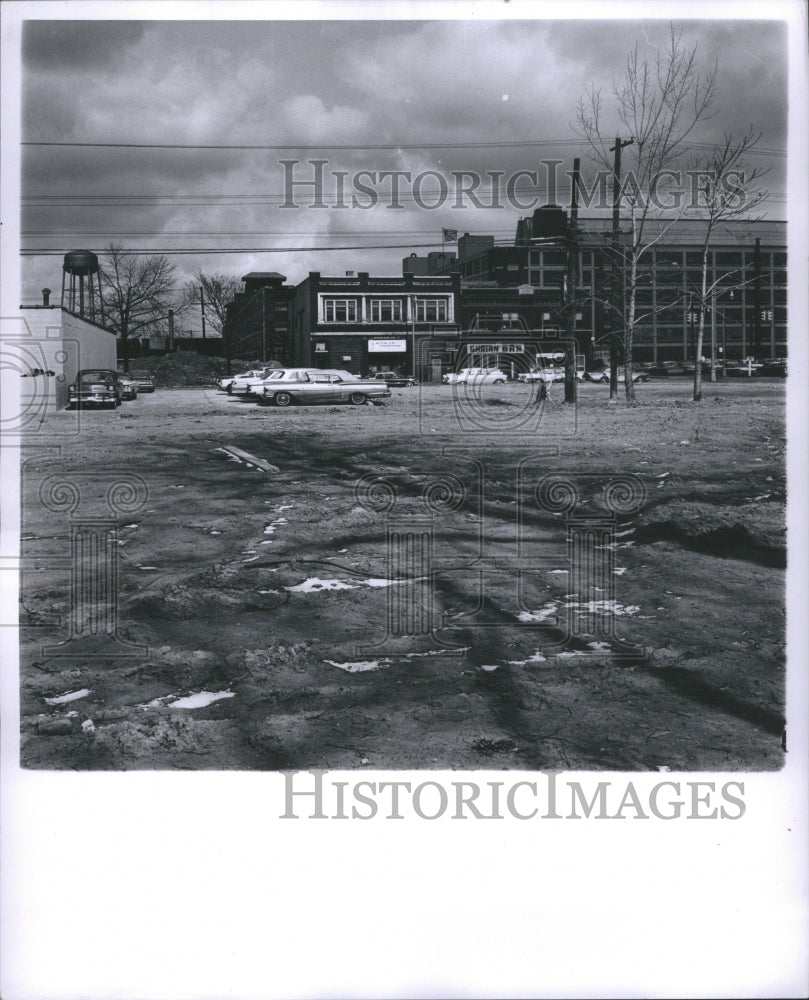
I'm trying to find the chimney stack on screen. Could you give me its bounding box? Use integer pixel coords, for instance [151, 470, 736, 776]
[42, 288, 52, 307]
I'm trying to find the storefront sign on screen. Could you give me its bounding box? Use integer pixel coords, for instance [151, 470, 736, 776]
[466, 343, 525, 354]
[368, 339, 407, 353]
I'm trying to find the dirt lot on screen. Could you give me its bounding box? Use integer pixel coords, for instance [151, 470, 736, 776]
[19, 378, 787, 771]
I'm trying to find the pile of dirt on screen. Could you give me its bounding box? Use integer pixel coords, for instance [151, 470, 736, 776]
[140, 352, 234, 387]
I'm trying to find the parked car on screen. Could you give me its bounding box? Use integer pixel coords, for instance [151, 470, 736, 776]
[367, 371, 417, 387]
[257, 368, 392, 406]
[587, 369, 649, 384]
[118, 374, 139, 400]
[68, 369, 123, 409]
[442, 367, 508, 385]
[129, 370, 156, 392]
[753, 358, 787, 377]
[218, 368, 273, 393]
[647, 361, 688, 377]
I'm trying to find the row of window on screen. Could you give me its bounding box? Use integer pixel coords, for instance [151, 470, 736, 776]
[322, 297, 449, 323]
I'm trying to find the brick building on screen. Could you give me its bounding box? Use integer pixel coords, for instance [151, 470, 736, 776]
[290, 271, 461, 380]
[224, 272, 294, 363]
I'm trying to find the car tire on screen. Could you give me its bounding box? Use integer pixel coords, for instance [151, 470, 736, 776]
[226, 383, 233, 394]
[274, 392, 293, 407]
[493, 378, 506, 384]
[349, 392, 367, 405]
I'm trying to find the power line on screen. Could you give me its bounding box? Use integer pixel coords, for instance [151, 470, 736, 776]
[20, 139, 787, 156]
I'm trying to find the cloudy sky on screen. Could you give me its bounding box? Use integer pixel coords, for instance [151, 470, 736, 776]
[12, 7, 789, 330]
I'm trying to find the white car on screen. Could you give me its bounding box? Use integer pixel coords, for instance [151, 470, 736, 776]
[218, 368, 275, 393]
[257, 368, 392, 406]
[442, 367, 508, 385]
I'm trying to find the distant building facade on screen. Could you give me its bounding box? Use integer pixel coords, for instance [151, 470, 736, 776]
[224, 272, 294, 363]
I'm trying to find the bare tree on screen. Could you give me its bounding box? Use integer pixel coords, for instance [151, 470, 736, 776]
[575, 26, 718, 401]
[100, 244, 179, 371]
[182, 270, 242, 338]
[688, 129, 769, 401]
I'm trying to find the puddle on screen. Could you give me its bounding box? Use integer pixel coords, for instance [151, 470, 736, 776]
[44, 688, 91, 706]
[257, 589, 281, 595]
[286, 578, 357, 593]
[169, 691, 235, 709]
[325, 659, 389, 673]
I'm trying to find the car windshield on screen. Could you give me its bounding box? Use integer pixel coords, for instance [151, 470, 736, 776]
[264, 370, 286, 380]
[80, 371, 114, 382]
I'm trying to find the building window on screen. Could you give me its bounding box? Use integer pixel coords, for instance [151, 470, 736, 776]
[324, 299, 358, 322]
[369, 299, 404, 322]
[415, 298, 449, 322]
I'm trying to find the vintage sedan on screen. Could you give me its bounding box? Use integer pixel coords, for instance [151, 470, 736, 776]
[218, 368, 274, 393]
[442, 367, 508, 385]
[118, 373, 139, 400]
[129, 369, 156, 392]
[367, 371, 417, 388]
[258, 368, 391, 406]
[67, 369, 123, 409]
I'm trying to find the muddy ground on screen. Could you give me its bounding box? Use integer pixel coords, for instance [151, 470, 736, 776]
[19, 379, 786, 770]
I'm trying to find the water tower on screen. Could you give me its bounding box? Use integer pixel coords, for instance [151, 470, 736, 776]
[61, 250, 104, 323]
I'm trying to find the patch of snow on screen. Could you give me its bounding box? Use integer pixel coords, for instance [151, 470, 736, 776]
[276, 505, 294, 511]
[613, 567, 627, 576]
[517, 602, 559, 623]
[588, 641, 612, 651]
[548, 569, 568, 575]
[137, 565, 158, 570]
[287, 578, 357, 593]
[258, 589, 280, 595]
[565, 599, 640, 616]
[170, 691, 235, 709]
[44, 688, 91, 705]
[325, 659, 390, 673]
[122, 523, 139, 529]
[508, 651, 548, 666]
[81, 719, 95, 733]
[480, 664, 499, 672]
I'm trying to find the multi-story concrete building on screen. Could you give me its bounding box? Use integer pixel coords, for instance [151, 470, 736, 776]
[405, 208, 787, 370]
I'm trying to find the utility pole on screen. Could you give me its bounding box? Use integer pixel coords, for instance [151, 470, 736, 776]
[753, 238, 762, 359]
[200, 286, 207, 340]
[608, 137, 634, 400]
[564, 157, 580, 404]
[168, 308, 174, 352]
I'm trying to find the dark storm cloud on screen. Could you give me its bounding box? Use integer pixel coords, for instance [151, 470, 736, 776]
[23, 21, 146, 68]
[16, 15, 790, 303]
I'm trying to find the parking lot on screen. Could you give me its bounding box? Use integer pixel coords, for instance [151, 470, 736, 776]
[19, 378, 787, 770]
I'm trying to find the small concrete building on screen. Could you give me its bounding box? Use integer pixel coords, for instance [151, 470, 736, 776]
[11, 289, 117, 425]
